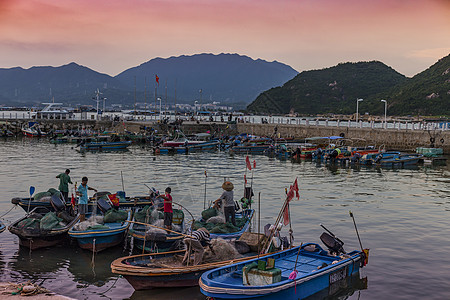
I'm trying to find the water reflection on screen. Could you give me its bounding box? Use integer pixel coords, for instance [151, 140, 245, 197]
[305, 273, 368, 300]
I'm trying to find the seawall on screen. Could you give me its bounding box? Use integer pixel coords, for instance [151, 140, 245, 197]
[237, 123, 450, 153]
[4, 119, 449, 153]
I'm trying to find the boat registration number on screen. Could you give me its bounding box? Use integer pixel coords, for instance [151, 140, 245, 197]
[329, 266, 347, 284]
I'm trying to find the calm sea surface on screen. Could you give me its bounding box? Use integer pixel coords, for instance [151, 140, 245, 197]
[0, 138, 449, 300]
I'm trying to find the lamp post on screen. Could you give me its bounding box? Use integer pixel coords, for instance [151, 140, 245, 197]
[381, 99, 387, 129]
[356, 98, 363, 126]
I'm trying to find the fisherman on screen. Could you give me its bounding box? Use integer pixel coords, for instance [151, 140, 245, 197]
[56, 169, 73, 202]
[76, 177, 97, 222]
[157, 187, 173, 231]
[182, 227, 213, 265]
[329, 146, 341, 160]
[214, 181, 236, 226]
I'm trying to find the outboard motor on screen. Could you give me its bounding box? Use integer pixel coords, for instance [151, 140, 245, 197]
[320, 224, 346, 255]
[50, 194, 66, 212]
[97, 198, 112, 214]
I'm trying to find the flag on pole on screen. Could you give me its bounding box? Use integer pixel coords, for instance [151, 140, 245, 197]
[246, 156, 252, 170]
[292, 178, 299, 200]
[155, 74, 159, 85]
[253, 160, 256, 169]
[244, 174, 247, 185]
[283, 203, 290, 225]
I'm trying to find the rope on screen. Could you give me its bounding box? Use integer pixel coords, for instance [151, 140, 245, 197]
[0, 205, 16, 218]
[98, 275, 122, 295]
[91, 238, 96, 277]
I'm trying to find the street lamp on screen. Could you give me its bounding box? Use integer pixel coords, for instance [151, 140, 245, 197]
[356, 98, 363, 125]
[381, 99, 387, 129]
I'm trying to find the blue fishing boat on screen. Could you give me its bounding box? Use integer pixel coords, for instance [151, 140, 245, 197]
[68, 201, 132, 252]
[200, 242, 368, 300]
[375, 152, 423, 167]
[79, 140, 132, 151]
[0, 220, 6, 233]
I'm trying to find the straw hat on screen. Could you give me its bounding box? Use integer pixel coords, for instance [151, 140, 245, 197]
[222, 181, 234, 191]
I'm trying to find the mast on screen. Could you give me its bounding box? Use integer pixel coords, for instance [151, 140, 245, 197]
[174, 79, 177, 119]
[144, 76, 147, 120]
[134, 76, 137, 117]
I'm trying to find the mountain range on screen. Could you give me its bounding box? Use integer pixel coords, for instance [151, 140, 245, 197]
[248, 54, 450, 116]
[0, 53, 298, 109]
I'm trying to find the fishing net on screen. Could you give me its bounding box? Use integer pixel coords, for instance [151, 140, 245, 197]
[34, 192, 51, 201]
[202, 238, 242, 263]
[40, 212, 63, 231]
[192, 216, 249, 234]
[47, 188, 60, 195]
[145, 227, 167, 241]
[103, 208, 128, 223]
[87, 224, 110, 230]
[201, 208, 217, 221]
[17, 218, 40, 230]
[206, 215, 225, 224]
[134, 205, 162, 223]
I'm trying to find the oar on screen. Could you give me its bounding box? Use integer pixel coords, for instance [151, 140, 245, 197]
[128, 220, 194, 239]
[27, 186, 35, 214]
[349, 210, 369, 266]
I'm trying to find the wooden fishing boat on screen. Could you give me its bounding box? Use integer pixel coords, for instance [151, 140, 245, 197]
[8, 195, 79, 250]
[0, 220, 6, 233]
[200, 243, 367, 300]
[68, 202, 132, 252]
[111, 243, 275, 290]
[79, 140, 132, 151]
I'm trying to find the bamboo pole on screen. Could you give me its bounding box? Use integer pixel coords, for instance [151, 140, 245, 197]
[128, 220, 194, 238]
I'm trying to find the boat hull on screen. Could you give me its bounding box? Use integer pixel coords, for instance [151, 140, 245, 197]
[200, 244, 364, 300]
[124, 273, 200, 289]
[75, 231, 128, 252]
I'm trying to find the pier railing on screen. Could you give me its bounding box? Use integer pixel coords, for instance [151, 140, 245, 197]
[0, 111, 448, 131]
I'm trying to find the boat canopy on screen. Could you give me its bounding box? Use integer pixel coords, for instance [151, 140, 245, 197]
[306, 136, 343, 141]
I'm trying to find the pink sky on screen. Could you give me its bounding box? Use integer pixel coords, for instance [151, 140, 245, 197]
[0, 0, 449, 77]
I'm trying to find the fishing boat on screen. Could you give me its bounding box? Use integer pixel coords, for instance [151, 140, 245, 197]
[200, 242, 368, 300]
[377, 153, 424, 167]
[111, 234, 276, 290]
[0, 220, 6, 233]
[8, 195, 79, 250]
[21, 121, 47, 137]
[79, 140, 132, 151]
[129, 206, 186, 253]
[68, 199, 132, 252]
[162, 130, 206, 148]
[11, 192, 154, 213]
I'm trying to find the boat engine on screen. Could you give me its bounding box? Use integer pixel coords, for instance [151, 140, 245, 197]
[319, 224, 346, 255]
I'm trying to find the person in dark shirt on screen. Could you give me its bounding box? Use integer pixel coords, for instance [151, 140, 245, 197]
[56, 169, 73, 202]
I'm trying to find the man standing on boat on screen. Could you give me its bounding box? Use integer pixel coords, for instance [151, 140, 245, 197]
[56, 169, 73, 202]
[76, 177, 97, 222]
[214, 181, 236, 226]
[157, 187, 173, 231]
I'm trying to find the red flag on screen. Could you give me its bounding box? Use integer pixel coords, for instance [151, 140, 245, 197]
[286, 186, 295, 202]
[253, 160, 256, 169]
[246, 156, 252, 170]
[244, 174, 247, 185]
[283, 203, 290, 225]
[108, 193, 120, 207]
[292, 178, 299, 200]
[155, 74, 159, 85]
[71, 193, 75, 207]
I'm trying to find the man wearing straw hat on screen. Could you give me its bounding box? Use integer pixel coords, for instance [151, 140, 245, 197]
[214, 181, 235, 226]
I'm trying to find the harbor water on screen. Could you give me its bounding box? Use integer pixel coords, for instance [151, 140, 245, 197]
[0, 138, 449, 299]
